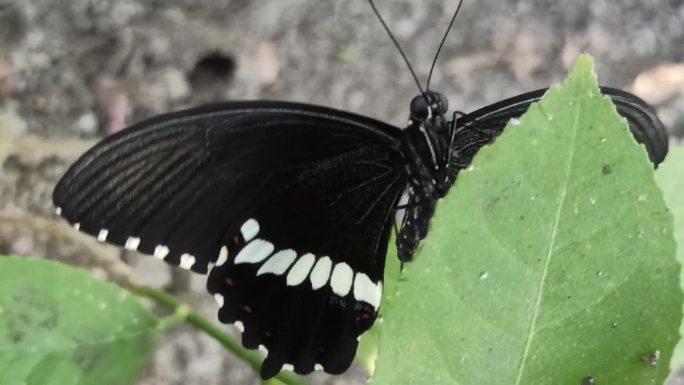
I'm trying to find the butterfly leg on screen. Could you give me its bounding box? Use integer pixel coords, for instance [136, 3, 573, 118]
[449, 110, 466, 133]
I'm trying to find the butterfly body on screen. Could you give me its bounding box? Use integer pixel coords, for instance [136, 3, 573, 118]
[396, 91, 457, 261]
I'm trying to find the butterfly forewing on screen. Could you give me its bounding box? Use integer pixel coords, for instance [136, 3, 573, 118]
[453, 86, 668, 167]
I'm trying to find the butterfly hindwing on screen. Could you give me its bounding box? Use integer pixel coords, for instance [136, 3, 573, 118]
[206, 145, 404, 377]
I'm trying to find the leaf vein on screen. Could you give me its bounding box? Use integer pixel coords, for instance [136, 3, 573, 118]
[514, 103, 580, 384]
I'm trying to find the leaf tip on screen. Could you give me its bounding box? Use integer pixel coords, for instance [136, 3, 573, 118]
[565, 54, 601, 96]
[574, 54, 595, 71]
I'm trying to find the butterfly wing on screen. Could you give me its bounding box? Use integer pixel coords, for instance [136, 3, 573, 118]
[451, 86, 668, 170]
[208, 146, 403, 377]
[53, 101, 406, 377]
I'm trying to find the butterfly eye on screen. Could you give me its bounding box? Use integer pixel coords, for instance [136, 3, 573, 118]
[410, 95, 430, 119]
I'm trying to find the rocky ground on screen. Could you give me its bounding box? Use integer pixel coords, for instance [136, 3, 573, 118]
[1, 0, 683, 384]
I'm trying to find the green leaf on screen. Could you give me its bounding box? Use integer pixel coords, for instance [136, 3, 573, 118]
[0, 256, 159, 385]
[656, 145, 684, 369]
[372, 56, 681, 385]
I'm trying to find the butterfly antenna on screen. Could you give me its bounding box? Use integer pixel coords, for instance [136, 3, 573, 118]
[367, 0, 425, 95]
[426, 0, 464, 90]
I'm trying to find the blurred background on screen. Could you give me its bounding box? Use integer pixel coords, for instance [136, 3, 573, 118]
[0, 0, 682, 384]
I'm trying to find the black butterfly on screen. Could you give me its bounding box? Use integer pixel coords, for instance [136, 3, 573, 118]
[52, 86, 667, 378]
[52, 3, 669, 380]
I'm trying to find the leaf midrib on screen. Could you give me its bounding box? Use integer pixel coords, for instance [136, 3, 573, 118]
[514, 104, 581, 385]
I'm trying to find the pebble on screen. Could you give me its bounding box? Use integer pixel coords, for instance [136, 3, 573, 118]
[76, 111, 99, 134]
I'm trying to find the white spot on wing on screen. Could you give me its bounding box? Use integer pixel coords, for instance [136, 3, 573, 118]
[259, 344, 269, 356]
[214, 293, 224, 308]
[330, 262, 353, 296]
[234, 321, 245, 333]
[353, 273, 381, 310]
[125, 236, 140, 250]
[314, 363, 324, 371]
[309, 256, 332, 289]
[240, 218, 260, 241]
[257, 249, 297, 276]
[234, 239, 274, 264]
[216, 246, 228, 266]
[154, 245, 169, 260]
[179, 254, 196, 270]
[97, 229, 108, 242]
[286, 253, 316, 286]
[283, 364, 294, 372]
[73, 223, 80, 231]
[55, 207, 62, 216]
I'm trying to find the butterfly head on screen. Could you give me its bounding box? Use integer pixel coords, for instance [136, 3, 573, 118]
[409, 92, 448, 120]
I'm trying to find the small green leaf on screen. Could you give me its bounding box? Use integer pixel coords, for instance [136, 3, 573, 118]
[372, 56, 681, 385]
[656, 145, 684, 369]
[0, 257, 159, 385]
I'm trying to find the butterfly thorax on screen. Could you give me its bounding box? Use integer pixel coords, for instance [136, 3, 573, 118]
[396, 91, 455, 262]
[400, 91, 453, 200]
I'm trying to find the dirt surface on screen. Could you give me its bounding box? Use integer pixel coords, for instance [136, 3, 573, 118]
[1, 0, 683, 384]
